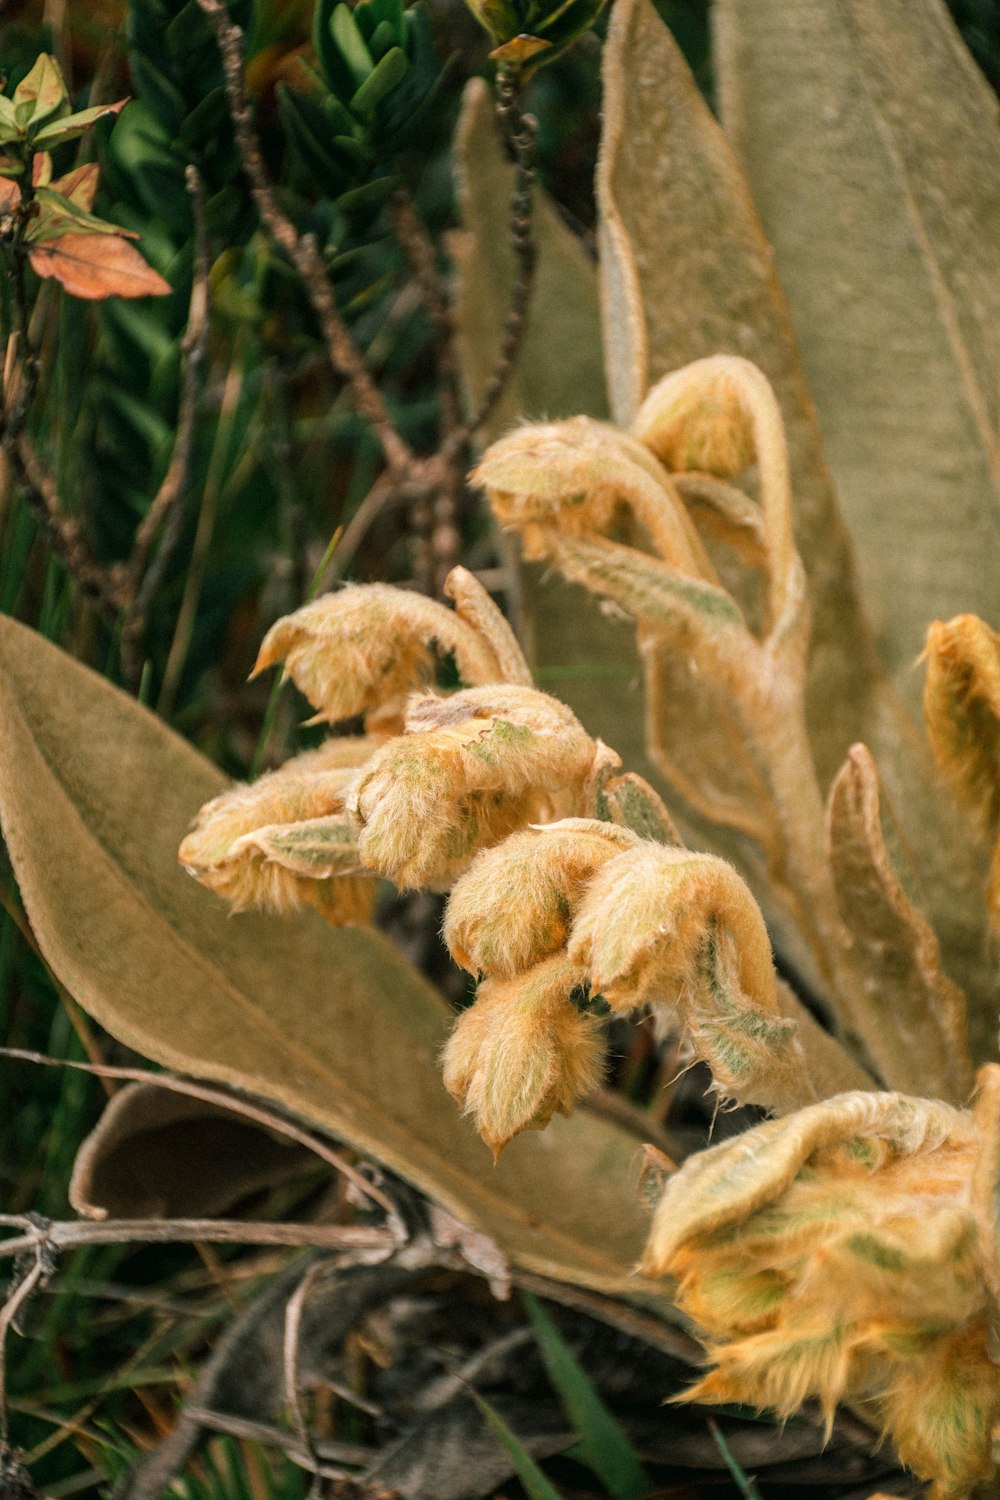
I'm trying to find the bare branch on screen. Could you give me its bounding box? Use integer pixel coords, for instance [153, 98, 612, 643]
[283, 1259, 331, 1496]
[0, 1255, 46, 1445]
[0, 1217, 395, 1261]
[444, 73, 538, 457]
[7, 436, 126, 618]
[196, 0, 414, 481]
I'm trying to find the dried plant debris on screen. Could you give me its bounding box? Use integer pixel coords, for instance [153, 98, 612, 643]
[112, 1238, 905, 1500]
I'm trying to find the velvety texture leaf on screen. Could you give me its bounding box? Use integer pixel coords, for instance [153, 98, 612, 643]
[0, 617, 672, 1299]
[715, 0, 1000, 691]
[596, 0, 878, 788]
[69, 1083, 318, 1220]
[825, 744, 974, 1103]
[451, 76, 607, 439]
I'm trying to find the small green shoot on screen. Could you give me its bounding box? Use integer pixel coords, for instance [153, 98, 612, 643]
[708, 1418, 764, 1500]
[523, 1291, 651, 1500]
[471, 1390, 565, 1500]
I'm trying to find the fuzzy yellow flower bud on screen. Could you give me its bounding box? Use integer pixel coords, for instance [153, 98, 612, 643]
[442, 954, 605, 1158]
[471, 416, 712, 575]
[642, 1084, 1000, 1500]
[632, 357, 759, 477]
[179, 737, 377, 925]
[444, 819, 638, 978]
[567, 844, 809, 1110]
[350, 685, 598, 888]
[252, 583, 503, 726]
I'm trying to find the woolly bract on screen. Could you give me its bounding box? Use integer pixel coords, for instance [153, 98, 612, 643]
[444, 818, 638, 977]
[252, 582, 503, 726]
[179, 737, 377, 925]
[632, 356, 763, 478]
[923, 613, 1000, 925]
[441, 953, 605, 1158]
[643, 1087, 999, 1499]
[471, 415, 714, 575]
[350, 685, 598, 887]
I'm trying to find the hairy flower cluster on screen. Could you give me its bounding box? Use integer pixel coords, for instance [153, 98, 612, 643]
[179, 569, 607, 917]
[441, 819, 810, 1154]
[179, 350, 1000, 1500]
[645, 1077, 1000, 1500]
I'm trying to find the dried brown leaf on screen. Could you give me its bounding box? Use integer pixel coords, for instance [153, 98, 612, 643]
[28, 231, 171, 298]
[69, 1083, 318, 1220]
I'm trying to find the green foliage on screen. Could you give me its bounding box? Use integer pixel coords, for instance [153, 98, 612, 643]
[471, 1391, 565, 1500]
[523, 1292, 651, 1500]
[278, 0, 450, 214]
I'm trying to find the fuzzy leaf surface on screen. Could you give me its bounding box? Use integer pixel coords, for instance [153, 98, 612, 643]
[715, 0, 1000, 690]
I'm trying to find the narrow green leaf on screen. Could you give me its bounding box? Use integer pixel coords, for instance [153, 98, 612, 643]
[471, 1392, 565, 1500]
[708, 1419, 763, 1500]
[523, 1292, 651, 1500]
[368, 18, 399, 57]
[331, 4, 375, 87]
[350, 46, 409, 118]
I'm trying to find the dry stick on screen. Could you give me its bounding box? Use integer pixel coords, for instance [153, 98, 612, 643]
[196, 0, 413, 483]
[0, 1048, 401, 1227]
[8, 436, 125, 617]
[388, 187, 461, 440]
[388, 188, 465, 593]
[0, 1253, 46, 1446]
[282, 1258, 331, 1497]
[121, 166, 212, 690]
[442, 70, 538, 461]
[0, 1219, 394, 1260]
[183, 1409, 376, 1477]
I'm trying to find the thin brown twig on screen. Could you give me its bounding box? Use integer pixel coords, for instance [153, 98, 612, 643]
[0, 1217, 395, 1260]
[8, 436, 125, 617]
[184, 1408, 376, 1476]
[442, 72, 538, 458]
[196, 0, 413, 482]
[283, 1258, 331, 1496]
[388, 186, 461, 440]
[0, 1047, 402, 1227]
[121, 165, 212, 689]
[0, 1253, 46, 1445]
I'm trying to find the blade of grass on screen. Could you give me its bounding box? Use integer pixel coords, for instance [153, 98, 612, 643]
[470, 1391, 565, 1500]
[707, 1418, 763, 1500]
[522, 1291, 650, 1500]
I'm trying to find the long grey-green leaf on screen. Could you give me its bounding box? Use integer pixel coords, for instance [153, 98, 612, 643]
[715, 0, 1000, 692]
[596, 0, 878, 789]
